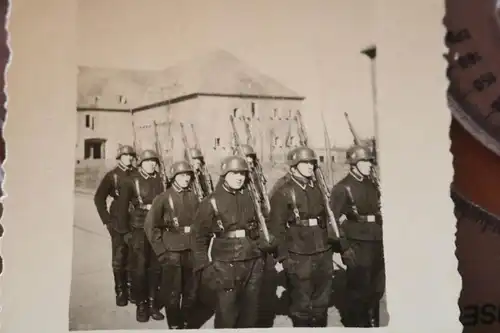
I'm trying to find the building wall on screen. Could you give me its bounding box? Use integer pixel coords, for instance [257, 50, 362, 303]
[75, 110, 133, 167]
[133, 95, 304, 168]
[74, 97, 352, 188]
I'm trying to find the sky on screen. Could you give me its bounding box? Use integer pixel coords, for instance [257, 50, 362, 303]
[77, 0, 375, 147]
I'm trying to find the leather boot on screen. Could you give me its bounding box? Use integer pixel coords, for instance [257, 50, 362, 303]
[370, 306, 380, 327]
[310, 315, 328, 327]
[149, 297, 165, 321]
[291, 316, 309, 327]
[136, 301, 150, 323]
[166, 307, 183, 329]
[113, 271, 128, 307]
[127, 279, 135, 304]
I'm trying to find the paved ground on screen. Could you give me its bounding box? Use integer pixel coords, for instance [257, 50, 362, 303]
[69, 191, 388, 330]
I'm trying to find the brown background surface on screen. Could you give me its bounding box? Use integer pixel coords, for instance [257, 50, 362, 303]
[452, 119, 500, 333]
[2, 1, 458, 332]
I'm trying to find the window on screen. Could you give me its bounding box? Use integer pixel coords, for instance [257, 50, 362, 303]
[215, 137, 220, 146]
[319, 156, 324, 163]
[91, 116, 95, 130]
[331, 156, 335, 162]
[251, 102, 256, 117]
[233, 108, 238, 118]
[118, 95, 127, 105]
[85, 114, 90, 128]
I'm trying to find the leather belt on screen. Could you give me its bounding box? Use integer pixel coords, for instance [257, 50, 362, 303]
[358, 215, 376, 223]
[138, 204, 152, 211]
[290, 218, 320, 227]
[177, 226, 191, 234]
[221, 229, 247, 238]
[340, 214, 377, 223]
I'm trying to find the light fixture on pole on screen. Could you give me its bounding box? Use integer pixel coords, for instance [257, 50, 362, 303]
[361, 45, 378, 161]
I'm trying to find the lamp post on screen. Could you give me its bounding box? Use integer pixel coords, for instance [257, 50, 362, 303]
[361, 45, 377, 160]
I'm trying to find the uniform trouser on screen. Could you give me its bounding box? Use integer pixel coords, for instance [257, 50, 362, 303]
[285, 249, 334, 326]
[343, 240, 385, 327]
[107, 227, 131, 291]
[159, 250, 197, 328]
[211, 256, 265, 329]
[130, 228, 162, 303]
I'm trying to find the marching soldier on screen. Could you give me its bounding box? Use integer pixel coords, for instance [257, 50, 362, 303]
[329, 144, 384, 327]
[186, 147, 213, 196]
[93, 145, 136, 307]
[269, 146, 334, 327]
[144, 160, 200, 329]
[192, 156, 275, 328]
[117, 149, 166, 323]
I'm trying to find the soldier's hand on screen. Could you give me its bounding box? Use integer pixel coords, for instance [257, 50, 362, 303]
[158, 252, 169, 266]
[274, 261, 284, 273]
[341, 247, 356, 267]
[104, 223, 113, 234]
[123, 232, 132, 245]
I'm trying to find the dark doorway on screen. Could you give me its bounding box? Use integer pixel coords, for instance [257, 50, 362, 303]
[84, 138, 106, 159]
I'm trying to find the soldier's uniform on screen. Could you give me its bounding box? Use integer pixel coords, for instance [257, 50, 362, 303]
[329, 145, 384, 327]
[269, 146, 334, 327]
[186, 148, 213, 196]
[192, 156, 274, 328]
[117, 150, 166, 323]
[93, 145, 136, 306]
[144, 161, 200, 329]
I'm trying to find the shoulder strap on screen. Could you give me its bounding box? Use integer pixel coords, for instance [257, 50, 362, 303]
[209, 197, 224, 231]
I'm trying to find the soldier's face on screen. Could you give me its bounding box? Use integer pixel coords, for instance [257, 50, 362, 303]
[225, 171, 246, 190]
[296, 161, 315, 178]
[174, 172, 192, 188]
[193, 158, 202, 170]
[141, 160, 157, 174]
[356, 160, 373, 176]
[120, 153, 133, 166]
[246, 156, 255, 168]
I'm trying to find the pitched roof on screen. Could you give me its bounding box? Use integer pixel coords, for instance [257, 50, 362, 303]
[77, 49, 304, 110]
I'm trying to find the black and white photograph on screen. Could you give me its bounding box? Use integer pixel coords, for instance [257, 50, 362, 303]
[70, 0, 387, 329]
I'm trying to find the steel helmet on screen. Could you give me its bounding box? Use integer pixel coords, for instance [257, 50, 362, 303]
[116, 145, 136, 159]
[241, 144, 256, 157]
[169, 160, 194, 178]
[346, 145, 374, 164]
[287, 146, 317, 167]
[220, 155, 249, 176]
[138, 149, 160, 165]
[187, 148, 203, 159]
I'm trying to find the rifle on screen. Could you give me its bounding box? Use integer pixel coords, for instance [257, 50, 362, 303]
[343, 112, 361, 146]
[294, 111, 340, 240]
[152, 121, 168, 191]
[343, 112, 380, 191]
[240, 116, 270, 213]
[190, 123, 214, 194]
[242, 116, 254, 146]
[179, 122, 205, 202]
[229, 114, 271, 243]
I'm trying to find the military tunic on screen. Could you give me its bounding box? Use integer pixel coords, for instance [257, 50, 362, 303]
[144, 182, 200, 328]
[269, 175, 333, 327]
[330, 171, 385, 327]
[94, 162, 135, 295]
[192, 182, 266, 329]
[117, 168, 164, 305]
